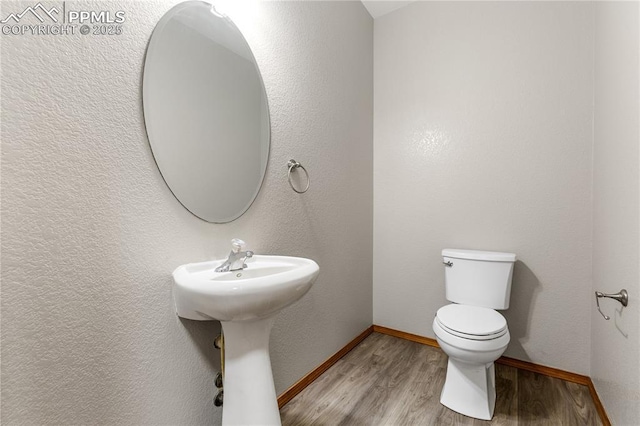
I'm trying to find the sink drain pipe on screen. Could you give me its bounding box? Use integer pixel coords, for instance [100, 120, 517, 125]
[214, 333, 224, 406]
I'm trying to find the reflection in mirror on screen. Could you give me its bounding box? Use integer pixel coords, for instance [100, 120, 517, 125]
[143, 1, 270, 223]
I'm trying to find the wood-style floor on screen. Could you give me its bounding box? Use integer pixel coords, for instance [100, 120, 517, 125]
[280, 333, 601, 425]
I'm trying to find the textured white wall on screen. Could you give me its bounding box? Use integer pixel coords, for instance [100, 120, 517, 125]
[591, 2, 640, 424]
[0, 1, 373, 424]
[373, 1, 594, 374]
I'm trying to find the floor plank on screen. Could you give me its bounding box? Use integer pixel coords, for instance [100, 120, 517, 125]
[280, 333, 602, 425]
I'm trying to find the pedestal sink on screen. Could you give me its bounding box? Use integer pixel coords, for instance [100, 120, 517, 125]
[172, 255, 319, 426]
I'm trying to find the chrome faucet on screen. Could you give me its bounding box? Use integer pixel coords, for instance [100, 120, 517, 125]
[215, 239, 254, 272]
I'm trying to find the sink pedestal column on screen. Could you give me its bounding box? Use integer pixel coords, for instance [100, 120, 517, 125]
[220, 316, 281, 426]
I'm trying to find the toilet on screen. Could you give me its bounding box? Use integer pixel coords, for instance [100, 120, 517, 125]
[432, 248, 517, 420]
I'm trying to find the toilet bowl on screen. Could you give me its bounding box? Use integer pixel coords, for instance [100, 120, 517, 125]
[434, 249, 516, 420]
[433, 304, 510, 420]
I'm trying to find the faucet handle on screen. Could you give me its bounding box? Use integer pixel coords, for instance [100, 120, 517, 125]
[231, 238, 246, 253]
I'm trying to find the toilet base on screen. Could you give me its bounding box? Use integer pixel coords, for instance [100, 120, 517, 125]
[440, 358, 496, 420]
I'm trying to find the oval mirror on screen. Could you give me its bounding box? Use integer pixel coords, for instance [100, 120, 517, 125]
[143, 1, 270, 223]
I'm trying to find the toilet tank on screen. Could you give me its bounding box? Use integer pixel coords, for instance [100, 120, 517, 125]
[442, 249, 517, 310]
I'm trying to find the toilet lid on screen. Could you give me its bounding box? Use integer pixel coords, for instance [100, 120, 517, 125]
[436, 304, 507, 340]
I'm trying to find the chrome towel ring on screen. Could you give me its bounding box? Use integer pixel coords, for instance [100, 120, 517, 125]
[595, 289, 629, 320]
[287, 159, 310, 194]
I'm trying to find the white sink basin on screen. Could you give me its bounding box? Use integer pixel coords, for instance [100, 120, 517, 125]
[172, 254, 319, 426]
[173, 255, 319, 321]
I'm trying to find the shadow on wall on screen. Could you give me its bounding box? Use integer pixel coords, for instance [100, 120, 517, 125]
[503, 260, 541, 362]
[179, 317, 222, 371]
[613, 305, 630, 338]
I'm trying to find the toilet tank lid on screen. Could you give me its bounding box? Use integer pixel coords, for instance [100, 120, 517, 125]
[442, 249, 516, 262]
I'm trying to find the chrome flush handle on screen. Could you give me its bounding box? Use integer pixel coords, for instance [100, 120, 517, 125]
[443, 261, 453, 267]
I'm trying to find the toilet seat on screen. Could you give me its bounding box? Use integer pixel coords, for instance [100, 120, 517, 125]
[436, 304, 507, 341]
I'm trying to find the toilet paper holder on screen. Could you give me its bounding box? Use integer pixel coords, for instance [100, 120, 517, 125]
[595, 289, 628, 320]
